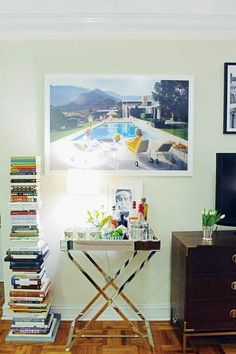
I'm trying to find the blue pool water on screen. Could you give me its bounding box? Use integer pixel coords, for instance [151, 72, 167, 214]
[73, 122, 150, 141]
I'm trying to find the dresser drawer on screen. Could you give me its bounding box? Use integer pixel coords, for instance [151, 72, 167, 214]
[187, 300, 236, 330]
[188, 273, 236, 300]
[188, 247, 236, 273]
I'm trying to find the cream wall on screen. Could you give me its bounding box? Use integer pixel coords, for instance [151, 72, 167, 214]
[1, 0, 235, 15]
[0, 39, 236, 320]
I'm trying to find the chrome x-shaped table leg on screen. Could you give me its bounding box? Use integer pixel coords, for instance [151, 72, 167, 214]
[65, 250, 156, 351]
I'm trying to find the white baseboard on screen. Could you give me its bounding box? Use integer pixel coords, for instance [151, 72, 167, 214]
[2, 303, 170, 321]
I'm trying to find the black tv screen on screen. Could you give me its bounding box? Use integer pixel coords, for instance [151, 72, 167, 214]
[215, 153, 236, 226]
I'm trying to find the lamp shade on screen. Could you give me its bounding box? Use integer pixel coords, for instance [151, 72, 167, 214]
[67, 169, 100, 195]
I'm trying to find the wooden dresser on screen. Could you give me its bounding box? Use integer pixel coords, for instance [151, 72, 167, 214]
[171, 231, 236, 353]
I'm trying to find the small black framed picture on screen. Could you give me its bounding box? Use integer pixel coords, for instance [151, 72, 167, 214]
[224, 62, 236, 134]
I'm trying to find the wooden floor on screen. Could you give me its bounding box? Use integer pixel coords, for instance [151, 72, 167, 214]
[0, 282, 235, 353]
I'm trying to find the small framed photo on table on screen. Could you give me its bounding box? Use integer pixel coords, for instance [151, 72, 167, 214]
[224, 62, 236, 134]
[108, 182, 143, 218]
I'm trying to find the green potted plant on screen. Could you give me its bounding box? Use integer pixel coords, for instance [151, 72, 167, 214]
[87, 208, 112, 238]
[201, 209, 225, 241]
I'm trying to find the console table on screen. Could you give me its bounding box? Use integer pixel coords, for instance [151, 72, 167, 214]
[60, 236, 160, 351]
[171, 231, 236, 353]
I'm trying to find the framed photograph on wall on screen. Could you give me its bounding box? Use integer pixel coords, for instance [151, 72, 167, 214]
[224, 62, 236, 134]
[108, 181, 143, 218]
[45, 74, 194, 176]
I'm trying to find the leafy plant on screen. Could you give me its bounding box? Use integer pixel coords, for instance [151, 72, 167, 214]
[87, 209, 112, 229]
[108, 227, 123, 238]
[202, 209, 225, 226]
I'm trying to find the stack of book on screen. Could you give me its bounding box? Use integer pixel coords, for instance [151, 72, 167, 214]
[10, 156, 40, 202]
[5, 156, 60, 342]
[9, 157, 41, 242]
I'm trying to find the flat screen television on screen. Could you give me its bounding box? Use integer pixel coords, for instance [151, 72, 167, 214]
[215, 153, 236, 226]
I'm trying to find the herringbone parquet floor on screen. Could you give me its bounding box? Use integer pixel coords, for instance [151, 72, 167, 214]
[0, 282, 235, 353]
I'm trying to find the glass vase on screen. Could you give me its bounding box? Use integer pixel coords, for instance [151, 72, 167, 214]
[202, 225, 214, 241]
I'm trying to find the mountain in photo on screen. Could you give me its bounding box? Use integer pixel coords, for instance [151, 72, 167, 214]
[104, 90, 144, 101]
[50, 85, 89, 106]
[58, 88, 119, 112]
[50, 85, 152, 109]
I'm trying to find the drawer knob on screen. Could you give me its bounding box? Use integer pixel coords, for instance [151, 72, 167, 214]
[232, 282, 236, 290]
[232, 255, 236, 263]
[230, 309, 236, 318]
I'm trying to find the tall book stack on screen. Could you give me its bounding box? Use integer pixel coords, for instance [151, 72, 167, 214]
[5, 156, 60, 342]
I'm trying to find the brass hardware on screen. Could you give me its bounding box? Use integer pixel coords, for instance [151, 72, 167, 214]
[231, 282, 236, 290]
[230, 309, 236, 318]
[232, 254, 236, 263]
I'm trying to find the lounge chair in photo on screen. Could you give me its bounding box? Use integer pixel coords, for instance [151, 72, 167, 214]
[149, 142, 176, 164]
[126, 136, 142, 153]
[133, 139, 150, 167]
[73, 141, 88, 152]
[72, 141, 104, 168]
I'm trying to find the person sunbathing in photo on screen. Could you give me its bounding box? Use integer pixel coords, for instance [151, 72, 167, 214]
[73, 127, 102, 153]
[82, 127, 100, 149]
[126, 128, 143, 152]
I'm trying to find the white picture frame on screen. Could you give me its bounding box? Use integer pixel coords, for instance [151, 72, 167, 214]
[45, 74, 194, 176]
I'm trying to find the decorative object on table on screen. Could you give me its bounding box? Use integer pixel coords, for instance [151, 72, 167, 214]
[201, 208, 225, 241]
[117, 215, 128, 239]
[138, 202, 145, 224]
[128, 219, 150, 240]
[138, 197, 149, 224]
[64, 225, 101, 240]
[223, 62, 236, 134]
[117, 213, 128, 228]
[109, 182, 143, 220]
[87, 207, 112, 230]
[64, 207, 114, 241]
[129, 200, 138, 223]
[111, 205, 119, 227]
[100, 219, 115, 239]
[141, 197, 149, 220]
[202, 225, 214, 242]
[107, 226, 127, 240]
[128, 197, 150, 240]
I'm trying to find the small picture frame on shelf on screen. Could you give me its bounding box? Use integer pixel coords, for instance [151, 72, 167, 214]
[223, 62, 236, 134]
